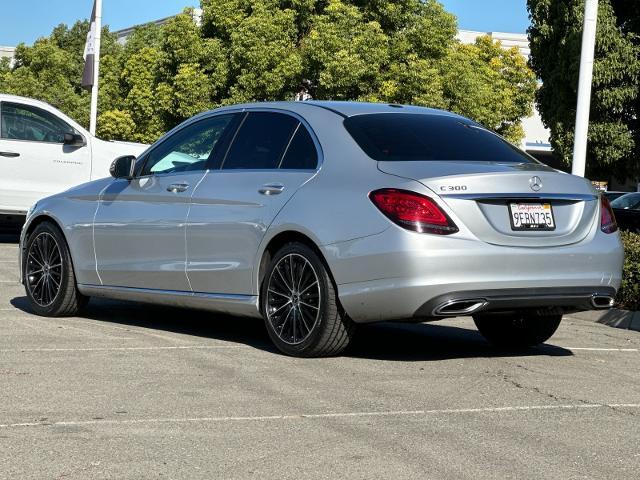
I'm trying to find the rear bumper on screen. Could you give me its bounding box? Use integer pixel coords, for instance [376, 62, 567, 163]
[415, 286, 616, 319]
[323, 226, 624, 323]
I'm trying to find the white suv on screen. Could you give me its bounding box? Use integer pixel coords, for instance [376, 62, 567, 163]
[0, 94, 147, 216]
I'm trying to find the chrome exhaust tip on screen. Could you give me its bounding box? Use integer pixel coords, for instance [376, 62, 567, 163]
[434, 299, 488, 316]
[590, 294, 614, 309]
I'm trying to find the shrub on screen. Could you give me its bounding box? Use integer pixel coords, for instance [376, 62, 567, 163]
[617, 231, 640, 311]
[97, 109, 136, 141]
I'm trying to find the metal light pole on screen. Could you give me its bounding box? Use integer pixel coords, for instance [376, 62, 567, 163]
[572, 0, 599, 177]
[89, 0, 103, 136]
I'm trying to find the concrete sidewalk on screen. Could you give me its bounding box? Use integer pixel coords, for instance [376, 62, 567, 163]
[569, 308, 640, 332]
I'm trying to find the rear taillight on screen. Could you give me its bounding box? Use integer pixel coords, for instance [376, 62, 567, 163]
[600, 195, 618, 234]
[369, 189, 459, 234]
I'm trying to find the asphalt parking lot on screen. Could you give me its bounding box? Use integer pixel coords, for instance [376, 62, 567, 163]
[1, 232, 639, 479]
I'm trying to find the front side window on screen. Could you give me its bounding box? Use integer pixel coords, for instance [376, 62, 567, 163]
[344, 113, 535, 163]
[0, 102, 77, 143]
[222, 112, 299, 170]
[141, 114, 235, 176]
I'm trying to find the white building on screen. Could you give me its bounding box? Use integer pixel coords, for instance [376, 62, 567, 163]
[0, 46, 15, 67]
[115, 8, 203, 45]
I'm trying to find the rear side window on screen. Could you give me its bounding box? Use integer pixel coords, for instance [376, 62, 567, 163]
[279, 125, 318, 169]
[222, 112, 299, 170]
[343, 113, 534, 163]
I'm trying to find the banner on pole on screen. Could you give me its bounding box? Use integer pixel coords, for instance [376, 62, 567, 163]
[82, 1, 97, 91]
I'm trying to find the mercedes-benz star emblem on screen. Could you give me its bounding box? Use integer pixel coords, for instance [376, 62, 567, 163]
[529, 176, 543, 192]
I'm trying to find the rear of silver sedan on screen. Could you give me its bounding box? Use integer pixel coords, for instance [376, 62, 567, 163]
[322, 111, 623, 347]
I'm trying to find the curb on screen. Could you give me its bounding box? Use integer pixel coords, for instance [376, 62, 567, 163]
[568, 309, 640, 332]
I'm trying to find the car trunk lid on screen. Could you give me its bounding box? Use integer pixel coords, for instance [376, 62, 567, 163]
[378, 161, 599, 247]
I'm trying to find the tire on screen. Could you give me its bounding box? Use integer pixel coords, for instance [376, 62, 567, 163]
[261, 243, 355, 357]
[473, 311, 562, 348]
[23, 221, 88, 317]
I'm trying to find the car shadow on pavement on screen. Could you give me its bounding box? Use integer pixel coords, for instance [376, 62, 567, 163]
[11, 295, 279, 353]
[348, 322, 572, 361]
[10, 295, 572, 361]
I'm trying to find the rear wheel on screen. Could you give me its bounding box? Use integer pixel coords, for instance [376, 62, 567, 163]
[24, 222, 88, 317]
[261, 243, 355, 357]
[473, 311, 562, 348]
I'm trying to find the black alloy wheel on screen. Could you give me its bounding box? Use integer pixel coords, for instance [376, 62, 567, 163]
[24, 222, 88, 317]
[261, 243, 355, 357]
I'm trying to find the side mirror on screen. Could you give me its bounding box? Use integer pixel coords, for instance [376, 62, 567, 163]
[110, 155, 136, 179]
[63, 133, 86, 147]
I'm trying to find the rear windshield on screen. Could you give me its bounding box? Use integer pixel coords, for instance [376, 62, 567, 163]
[343, 113, 534, 163]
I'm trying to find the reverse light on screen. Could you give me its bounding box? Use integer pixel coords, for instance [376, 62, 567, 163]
[369, 189, 459, 234]
[600, 195, 618, 234]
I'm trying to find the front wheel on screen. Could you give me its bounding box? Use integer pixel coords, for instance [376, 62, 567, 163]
[261, 243, 355, 357]
[473, 312, 562, 348]
[23, 221, 88, 317]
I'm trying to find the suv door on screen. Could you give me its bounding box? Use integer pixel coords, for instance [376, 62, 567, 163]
[186, 110, 320, 295]
[93, 114, 236, 290]
[0, 101, 90, 213]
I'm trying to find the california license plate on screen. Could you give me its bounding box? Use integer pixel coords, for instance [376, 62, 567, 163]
[509, 203, 555, 231]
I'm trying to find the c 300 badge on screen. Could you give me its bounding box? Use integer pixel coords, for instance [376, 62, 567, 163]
[440, 185, 468, 192]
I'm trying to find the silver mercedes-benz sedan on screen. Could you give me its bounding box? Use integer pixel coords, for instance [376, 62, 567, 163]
[19, 101, 623, 357]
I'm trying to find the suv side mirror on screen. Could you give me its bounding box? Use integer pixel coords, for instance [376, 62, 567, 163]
[110, 155, 136, 179]
[63, 133, 86, 147]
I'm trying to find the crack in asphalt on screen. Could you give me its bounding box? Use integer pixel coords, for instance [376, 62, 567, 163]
[496, 367, 593, 406]
[493, 365, 640, 418]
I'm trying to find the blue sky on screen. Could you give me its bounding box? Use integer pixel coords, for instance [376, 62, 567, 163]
[443, 0, 530, 33]
[0, 0, 530, 46]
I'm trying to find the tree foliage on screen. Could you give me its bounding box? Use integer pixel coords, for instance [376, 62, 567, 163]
[527, 0, 640, 180]
[1, 1, 537, 145]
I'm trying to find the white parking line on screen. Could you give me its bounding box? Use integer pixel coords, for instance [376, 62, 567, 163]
[0, 315, 135, 340]
[0, 344, 246, 353]
[561, 347, 639, 352]
[0, 310, 228, 343]
[2, 403, 639, 429]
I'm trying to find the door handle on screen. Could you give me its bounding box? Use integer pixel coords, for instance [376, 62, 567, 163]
[0, 151, 20, 158]
[167, 182, 190, 193]
[259, 183, 285, 196]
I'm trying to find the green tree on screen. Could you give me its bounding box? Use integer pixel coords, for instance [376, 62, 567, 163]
[1, 1, 538, 147]
[96, 109, 136, 140]
[302, 0, 388, 100]
[0, 21, 119, 127]
[441, 36, 537, 143]
[528, 0, 640, 180]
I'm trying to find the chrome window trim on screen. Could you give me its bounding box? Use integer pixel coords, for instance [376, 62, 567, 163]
[77, 284, 260, 318]
[441, 193, 598, 202]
